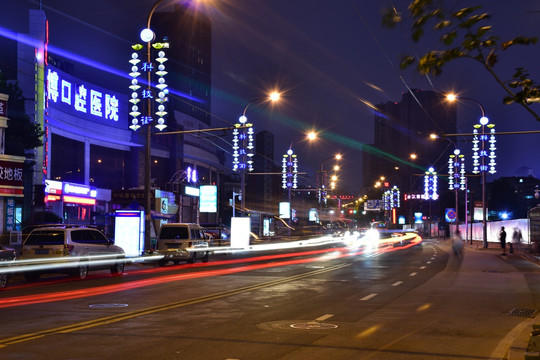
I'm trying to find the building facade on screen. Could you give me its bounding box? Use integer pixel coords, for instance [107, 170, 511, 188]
[3, 7, 225, 241]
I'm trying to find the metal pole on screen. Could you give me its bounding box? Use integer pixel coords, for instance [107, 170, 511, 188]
[144, 33, 152, 253]
[482, 170, 487, 248]
[455, 188, 459, 234]
[240, 171, 245, 215]
[465, 178, 469, 244]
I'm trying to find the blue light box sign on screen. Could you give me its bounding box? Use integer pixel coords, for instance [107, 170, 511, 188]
[46, 65, 127, 129]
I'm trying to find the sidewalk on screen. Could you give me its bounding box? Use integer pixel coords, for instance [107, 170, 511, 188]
[434, 238, 540, 360]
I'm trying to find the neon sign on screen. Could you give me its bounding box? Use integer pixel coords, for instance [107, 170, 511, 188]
[46, 65, 126, 129]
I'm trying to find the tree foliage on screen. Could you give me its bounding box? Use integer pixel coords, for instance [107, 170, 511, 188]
[0, 72, 44, 161]
[382, 0, 540, 121]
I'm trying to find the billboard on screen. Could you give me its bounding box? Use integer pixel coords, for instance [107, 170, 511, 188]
[199, 185, 217, 213]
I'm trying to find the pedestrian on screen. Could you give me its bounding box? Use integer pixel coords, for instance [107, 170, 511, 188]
[511, 228, 523, 254]
[499, 226, 507, 256]
[452, 229, 464, 260]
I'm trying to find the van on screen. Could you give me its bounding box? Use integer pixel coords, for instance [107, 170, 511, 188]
[155, 223, 210, 265]
[21, 225, 125, 281]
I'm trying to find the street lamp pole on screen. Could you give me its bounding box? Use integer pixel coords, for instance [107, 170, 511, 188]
[129, 0, 168, 252]
[445, 94, 492, 248]
[233, 92, 280, 216]
[282, 133, 316, 232]
[319, 154, 342, 206]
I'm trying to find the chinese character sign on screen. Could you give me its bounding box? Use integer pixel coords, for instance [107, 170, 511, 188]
[46, 65, 126, 129]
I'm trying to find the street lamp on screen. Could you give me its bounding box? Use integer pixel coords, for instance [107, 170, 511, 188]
[282, 132, 316, 230]
[233, 91, 281, 215]
[319, 153, 342, 205]
[448, 148, 466, 234]
[129, 0, 173, 253]
[446, 94, 494, 248]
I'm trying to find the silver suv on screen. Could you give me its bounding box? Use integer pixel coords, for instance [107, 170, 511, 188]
[21, 225, 125, 281]
[155, 223, 209, 265]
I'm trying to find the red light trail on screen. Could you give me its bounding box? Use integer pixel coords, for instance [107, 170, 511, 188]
[0, 235, 421, 309]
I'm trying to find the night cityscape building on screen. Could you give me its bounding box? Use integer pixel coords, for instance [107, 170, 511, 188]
[363, 89, 458, 226]
[0, 6, 225, 242]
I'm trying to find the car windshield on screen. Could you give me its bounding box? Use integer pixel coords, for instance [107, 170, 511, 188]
[160, 227, 189, 240]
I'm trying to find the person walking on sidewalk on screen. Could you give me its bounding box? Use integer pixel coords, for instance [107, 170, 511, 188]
[510, 227, 523, 254]
[499, 226, 507, 256]
[452, 229, 464, 261]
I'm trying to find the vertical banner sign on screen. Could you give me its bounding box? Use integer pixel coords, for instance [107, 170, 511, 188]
[5, 197, 15, 231]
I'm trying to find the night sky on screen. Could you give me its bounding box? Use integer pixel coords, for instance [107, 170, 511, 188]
[2, 0, 540, 194]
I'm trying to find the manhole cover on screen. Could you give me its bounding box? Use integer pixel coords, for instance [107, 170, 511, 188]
[89, 303, 129, 309]
[508, 308, 537, 318]
[290, 321, 338, 330]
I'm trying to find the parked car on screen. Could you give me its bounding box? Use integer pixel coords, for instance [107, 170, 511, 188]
[21, 225, 125, 281]
[0, 245, 16, 288]
[155, 223, 210, 265]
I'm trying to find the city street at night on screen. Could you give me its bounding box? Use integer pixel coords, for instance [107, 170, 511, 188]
[1, 235, 539, 360]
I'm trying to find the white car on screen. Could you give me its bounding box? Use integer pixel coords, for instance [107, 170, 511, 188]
[21, 225, 125, 281]
[155, 223, 210, 265]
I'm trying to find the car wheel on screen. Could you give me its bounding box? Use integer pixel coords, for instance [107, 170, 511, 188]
[111, 261, 124, 275]
[24, 272, 40, 282]
[201, 252, 209, 263]
[0, 272, 8, 288]
[76, 262, 89, 280]
[187, 252, 196, 264]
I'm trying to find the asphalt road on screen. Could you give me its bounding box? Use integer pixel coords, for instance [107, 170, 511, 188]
[0, 237, 539, 360]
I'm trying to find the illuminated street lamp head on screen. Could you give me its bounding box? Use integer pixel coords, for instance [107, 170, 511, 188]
[269, 91, 280, 102]
[239, 115, 247, 124]
[307, 131, 317, 141]
[446, 93, 457, 102]
[479, 116, 489, 125]
[287, 149, 293, 156]
[429, 133, 439, 140]
[333, 165, 340, 171]
[140, 28, 155, 43]
[335, 154, 342, 161]
[454, 149, 461, 156]
[410, 153, 418, 160]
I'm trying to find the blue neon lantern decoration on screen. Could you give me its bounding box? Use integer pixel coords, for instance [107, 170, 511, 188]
[423, 167, 439, 200]
[282, 149, 298, 189]
[448, 149, 466, 191]
[232, 116, 254, 173]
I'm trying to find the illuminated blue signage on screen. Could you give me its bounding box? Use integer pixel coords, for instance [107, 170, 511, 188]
[63, 182, 97, 198]
[46, 65, 127, 129]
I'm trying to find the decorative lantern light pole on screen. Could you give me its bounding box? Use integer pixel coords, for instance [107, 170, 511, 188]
[232, 92, 280, 215]
[128, 0, 170, 253]
[282, 148, 298, 226]
[423, 167, 438, 236]
[449, 149, 466, 233]
[472, 115, 496, 248]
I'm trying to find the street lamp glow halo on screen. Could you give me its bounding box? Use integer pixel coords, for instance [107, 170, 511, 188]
[480, 116, 489, 125]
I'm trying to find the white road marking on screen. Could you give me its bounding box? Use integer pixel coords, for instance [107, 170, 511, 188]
[392, 281, 403, 287]
[420, 266, 426, 269]
[315, 314, 334, 321]
[360, 293, 378, 301]
[427, 261, 432, 264]
[409, 272, 417, 277]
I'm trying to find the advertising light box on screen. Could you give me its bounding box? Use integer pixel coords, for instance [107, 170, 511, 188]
[199, 185, 217, 213]
[114, 210, 144, 256]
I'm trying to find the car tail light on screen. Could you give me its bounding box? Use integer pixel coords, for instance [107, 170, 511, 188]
[64, 244, 74, 255]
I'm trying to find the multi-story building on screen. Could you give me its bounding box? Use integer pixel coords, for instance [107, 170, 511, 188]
[3, 5, 225, 241]
[363, 89, 457, 225]
[363, 89, 457, 191]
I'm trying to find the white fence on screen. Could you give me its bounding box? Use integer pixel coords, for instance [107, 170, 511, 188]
[456, 219, 529, 245]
